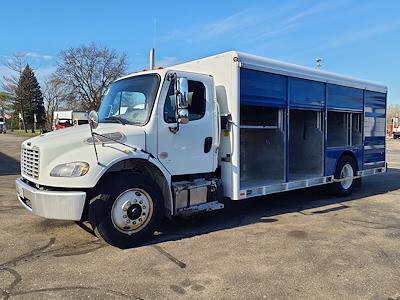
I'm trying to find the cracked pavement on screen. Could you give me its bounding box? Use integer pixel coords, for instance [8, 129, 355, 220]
[1, 133, 400, 299]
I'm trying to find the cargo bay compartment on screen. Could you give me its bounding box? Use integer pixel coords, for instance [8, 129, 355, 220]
[288, 109, 323, 180]
[240, 106, 285, 188]
[239, 69, 287, 189]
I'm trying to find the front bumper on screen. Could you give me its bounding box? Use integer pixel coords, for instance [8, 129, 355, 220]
[16, 177, 86, 221]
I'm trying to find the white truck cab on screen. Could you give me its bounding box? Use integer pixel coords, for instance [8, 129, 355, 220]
[16, 51, 387, 248]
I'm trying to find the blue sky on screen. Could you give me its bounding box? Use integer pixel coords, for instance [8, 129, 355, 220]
[1, 0, 399, 103]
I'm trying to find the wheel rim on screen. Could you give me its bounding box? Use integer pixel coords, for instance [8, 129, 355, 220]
[111, 188, 154, 234]
[340, 164, 353, 190]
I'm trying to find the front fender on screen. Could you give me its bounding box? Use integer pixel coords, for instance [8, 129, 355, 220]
[94, 152, 172, 188]
[31, 144, 159, 188]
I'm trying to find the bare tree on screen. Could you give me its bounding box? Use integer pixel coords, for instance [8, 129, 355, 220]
[55, 43, 128, 111]
[1, 53, 29, 131]
[42, 76, 70, 129]
[1, 52, 27, 94]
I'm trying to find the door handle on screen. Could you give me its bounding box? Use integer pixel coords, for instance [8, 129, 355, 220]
[204, 137, 212, 153]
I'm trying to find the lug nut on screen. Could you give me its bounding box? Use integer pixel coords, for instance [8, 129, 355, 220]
[139, 218, 142, 222]
[133, 221, 136, 224]
[123, 215, 127, 218]
[139, 201, 143, 204]
[135, 192, 141, 196]
[142, 205, 146, 209]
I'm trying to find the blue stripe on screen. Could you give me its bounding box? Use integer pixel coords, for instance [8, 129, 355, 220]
[364, 136, 385, 146]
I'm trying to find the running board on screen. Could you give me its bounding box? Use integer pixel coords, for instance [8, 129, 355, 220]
[239, 176, 334, 199]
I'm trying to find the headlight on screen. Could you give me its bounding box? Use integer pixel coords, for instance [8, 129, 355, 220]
[50, 162, 89, 177]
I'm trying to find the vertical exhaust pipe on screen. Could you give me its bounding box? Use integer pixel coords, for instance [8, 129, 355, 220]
[149, 48, 155, 70]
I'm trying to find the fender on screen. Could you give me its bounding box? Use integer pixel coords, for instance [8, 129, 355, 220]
[94, 151, 174, 217]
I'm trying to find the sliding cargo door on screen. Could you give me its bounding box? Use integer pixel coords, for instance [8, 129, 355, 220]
[288, 78, 325, 180]
[363, 91, 386, 169]
[239, 69, 286, 189]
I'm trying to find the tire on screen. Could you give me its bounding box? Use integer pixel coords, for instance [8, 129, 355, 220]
[88, 171, 164, 248]
[330, 155, 358, 197]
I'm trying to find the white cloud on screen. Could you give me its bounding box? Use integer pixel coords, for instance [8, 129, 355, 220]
[256, 1, 345, 40]
[291, 19, 400, 58]
[25, 51, 53, 60]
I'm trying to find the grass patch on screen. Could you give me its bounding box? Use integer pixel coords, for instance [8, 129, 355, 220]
[10, 129, 41, 137]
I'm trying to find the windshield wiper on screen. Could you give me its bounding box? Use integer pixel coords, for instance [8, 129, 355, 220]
[104, 116, 129, 125]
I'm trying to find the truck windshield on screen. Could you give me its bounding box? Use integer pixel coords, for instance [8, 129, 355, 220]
[98, 74, 160, 125]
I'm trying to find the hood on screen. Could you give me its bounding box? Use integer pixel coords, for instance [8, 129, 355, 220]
[24, 123, 145, 149]
[21, 123, 146, 187]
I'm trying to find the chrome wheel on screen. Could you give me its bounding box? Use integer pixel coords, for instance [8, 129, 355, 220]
[111, 188, 153, 234]
[340, 163, 353, 190]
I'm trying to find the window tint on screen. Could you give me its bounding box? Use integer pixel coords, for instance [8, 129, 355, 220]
[164, 80, 206, 123]
[98, 74, 160, 125]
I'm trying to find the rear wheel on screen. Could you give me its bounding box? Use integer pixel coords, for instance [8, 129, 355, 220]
[330, 155, 357, 197]
[88, 172, 164, 248]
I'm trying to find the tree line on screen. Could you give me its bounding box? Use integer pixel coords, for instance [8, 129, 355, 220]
[1, 43, 127, 132]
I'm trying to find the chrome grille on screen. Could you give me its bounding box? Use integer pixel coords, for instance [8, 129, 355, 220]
[21, 148, 40, 179]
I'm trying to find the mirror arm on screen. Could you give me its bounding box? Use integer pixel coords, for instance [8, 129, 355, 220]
[168, 101, 180, 134]
[167, 74, 180, 134]
[89, 120, 100, 164]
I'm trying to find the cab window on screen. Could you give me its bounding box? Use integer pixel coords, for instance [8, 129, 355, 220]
[164, 80, 206, 123]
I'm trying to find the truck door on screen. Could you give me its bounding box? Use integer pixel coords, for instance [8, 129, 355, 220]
[157, 72, 216, 175]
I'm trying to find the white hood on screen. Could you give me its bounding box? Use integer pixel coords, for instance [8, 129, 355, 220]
[21, 124, 147, 188]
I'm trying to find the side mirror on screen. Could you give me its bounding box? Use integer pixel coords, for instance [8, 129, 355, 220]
[176, 77, 189, 124]
[88, 110, 99, 129]
[177, 108, 189, 124]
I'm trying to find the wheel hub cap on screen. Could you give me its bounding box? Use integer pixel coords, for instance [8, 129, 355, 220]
[340, 164, 353, 190]
[127, 204, 142, 220]
[111, 189, 153, 233]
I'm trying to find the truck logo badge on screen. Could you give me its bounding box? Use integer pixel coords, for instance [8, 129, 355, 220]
[159, 152, 168, 159]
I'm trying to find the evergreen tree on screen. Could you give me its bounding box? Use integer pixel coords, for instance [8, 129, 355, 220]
[14, 65, 46, 132]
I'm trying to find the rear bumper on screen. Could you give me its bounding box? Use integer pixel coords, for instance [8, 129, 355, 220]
[16, 177, 86, 221]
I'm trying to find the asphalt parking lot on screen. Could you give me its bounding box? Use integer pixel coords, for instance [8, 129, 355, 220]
[1, 133, 399, 300]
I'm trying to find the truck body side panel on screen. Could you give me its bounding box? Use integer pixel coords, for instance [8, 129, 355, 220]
[363, 91, 387, 169]
[172, 51, 387, 200]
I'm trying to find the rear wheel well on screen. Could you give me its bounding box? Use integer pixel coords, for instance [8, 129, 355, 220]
[337, 151, 359, 173]
[102, 159, 172, 217]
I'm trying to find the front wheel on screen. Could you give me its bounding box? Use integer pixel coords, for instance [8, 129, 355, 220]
[330, 155, 358, 197]
[89, 172, 164, 248]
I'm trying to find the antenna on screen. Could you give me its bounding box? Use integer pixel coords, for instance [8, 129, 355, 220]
[315, 58, 322, 69]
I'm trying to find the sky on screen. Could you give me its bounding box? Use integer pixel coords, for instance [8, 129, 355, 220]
[1, 0, 399, 103]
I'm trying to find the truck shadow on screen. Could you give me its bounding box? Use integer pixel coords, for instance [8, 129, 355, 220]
[0, 152, 20, 176]
[146, 167, 400, 246]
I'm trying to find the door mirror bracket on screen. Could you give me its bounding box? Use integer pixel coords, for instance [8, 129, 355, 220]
[168, 75, 190, 133]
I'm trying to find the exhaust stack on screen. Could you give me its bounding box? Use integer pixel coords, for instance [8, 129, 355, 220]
[149, 48, 155, 70]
